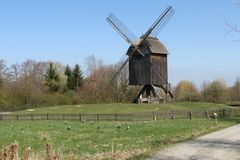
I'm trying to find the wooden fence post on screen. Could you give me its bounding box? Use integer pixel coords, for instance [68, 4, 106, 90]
[115, 114, 118, 121]
[189, 110, 192, 120]
[31, 114, 33, 121]
[152, 112, 156, 122]
[16, 115, 19, 121]
[46, 114, 49, 120]
[79, 114, 81, 121]
[0, 114, 2, 121]
[97, 114, 99, 121]
[205, 110, 209, 119]
[71, 114, 74, 121]
[171, 111, 175, 120]
[222, 109, 227, 118]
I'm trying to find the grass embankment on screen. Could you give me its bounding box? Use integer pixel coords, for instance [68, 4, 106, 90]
[13, 102, 229, 114]
[0, 119, 236, 159]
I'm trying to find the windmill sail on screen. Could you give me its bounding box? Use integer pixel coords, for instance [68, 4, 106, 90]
[105, 55, 130, 89]
[141, 6, 175, 40]
[107, 13, 138, 45]
[107, 13, 149, 56]
[150, 6, 175, 37]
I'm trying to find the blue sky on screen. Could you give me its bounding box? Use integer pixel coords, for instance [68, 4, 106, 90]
[0, 0, 239, 86]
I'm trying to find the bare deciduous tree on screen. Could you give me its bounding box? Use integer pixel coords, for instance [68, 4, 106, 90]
[224, 17, 240, 41]
[15, 60, 47, 108]
[224, 1, 240, 41]
[85, 55, 103, 76]
[230, 78, 240, 101]
[113, 61, 129, 102]
[0, 60, 8, 86]
[201, 81, 209, 102]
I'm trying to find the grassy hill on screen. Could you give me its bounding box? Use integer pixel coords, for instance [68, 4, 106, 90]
[13, 102, 229, 114]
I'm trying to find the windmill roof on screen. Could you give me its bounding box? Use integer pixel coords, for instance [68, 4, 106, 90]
[146, 37, 169, 54]
[127, 37, 169, 56]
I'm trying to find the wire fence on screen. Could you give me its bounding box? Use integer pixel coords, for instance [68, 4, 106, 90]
[225, 108, 240, 118]
[0, 109, 236, 122]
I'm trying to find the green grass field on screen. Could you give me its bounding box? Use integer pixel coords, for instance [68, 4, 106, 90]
[0, 119, 236, 159]
[1, 102, 236, 159]
[13, 102, 229, 114]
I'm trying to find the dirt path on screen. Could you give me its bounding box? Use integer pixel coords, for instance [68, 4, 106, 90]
[149, 124, 240, 160]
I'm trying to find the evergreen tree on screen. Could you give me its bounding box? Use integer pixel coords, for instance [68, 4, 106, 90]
[64, 65, 74, 90]
[44, 63, 60, 92]
[72, 64, 83, 91]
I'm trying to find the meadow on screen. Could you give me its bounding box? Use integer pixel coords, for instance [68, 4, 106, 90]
[0, 119, 236, 159]
[0, 102, 237, 159]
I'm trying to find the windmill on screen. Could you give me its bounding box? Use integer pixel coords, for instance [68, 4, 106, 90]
[106, 6, 175, 103]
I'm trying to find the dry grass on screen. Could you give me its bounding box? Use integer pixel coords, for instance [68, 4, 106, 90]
[82, 148, 147, 160]
[0, 143, 19, 160]
[0, 143, 147, 160]
[0, 143, 62, 160]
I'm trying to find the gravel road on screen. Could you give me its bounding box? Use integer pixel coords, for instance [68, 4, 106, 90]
[149, 124, 240, 160]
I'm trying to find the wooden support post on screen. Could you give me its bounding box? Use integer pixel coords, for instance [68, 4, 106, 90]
[115, 114, 118, 121]
[16, 115, 19, 121]
[31, 114, 33, 121]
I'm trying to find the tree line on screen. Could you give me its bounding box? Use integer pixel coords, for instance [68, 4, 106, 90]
[0, 56, 239, 111]
[0, 55, 133, 111]
[174, 79, 240, 103]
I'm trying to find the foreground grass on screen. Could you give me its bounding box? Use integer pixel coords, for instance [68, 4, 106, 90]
[0, 119, 236, 159]
[13, 102, 229, 114]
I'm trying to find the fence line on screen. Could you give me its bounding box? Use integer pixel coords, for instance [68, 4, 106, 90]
[0, 109, 235, 122]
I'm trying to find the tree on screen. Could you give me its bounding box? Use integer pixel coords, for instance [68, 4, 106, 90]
[0, 60, 8, 110]
[64, 65, 74, 90]
[200, 81, 210, 102]
[5, 63, 22, 110]
[230, 78, 240, 101]
[204, 80, 228, 103]
[64, 64, 84, 91]
[112, 61, 129, 102]
[2, 60, 48, 109]
[85, 55, 103, 76]
[174, 80, 199, 102]
[72, 64, 84, 91]
[224, 1, 240, 41]
[0, 60, 7, 87]
[44, 63, 60, 92]
[20, 60, 47, 108]
[9, 64, 21, 83]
